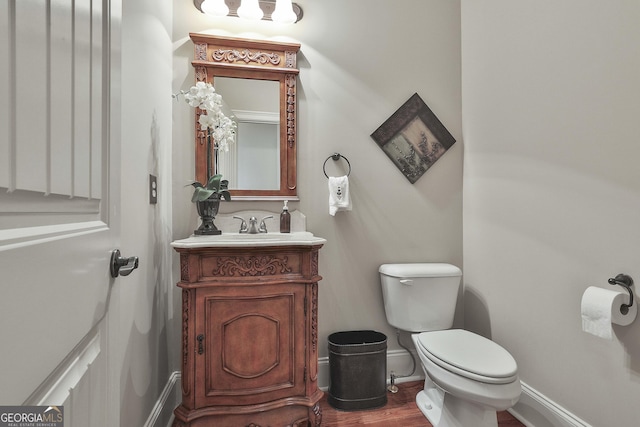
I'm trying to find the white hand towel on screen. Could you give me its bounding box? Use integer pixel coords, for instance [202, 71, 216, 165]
[328, 175, 352, 216]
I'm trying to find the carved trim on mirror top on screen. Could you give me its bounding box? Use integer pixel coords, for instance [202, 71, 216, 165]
[189, 33, 301, 200]
[212, 48, 281, 66]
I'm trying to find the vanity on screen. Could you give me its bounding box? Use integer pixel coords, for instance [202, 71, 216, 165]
[171, 229, 325, 427]
[173, 33, 321, 425]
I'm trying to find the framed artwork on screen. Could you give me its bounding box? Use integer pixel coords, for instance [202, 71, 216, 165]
[370, 93, 456, 184]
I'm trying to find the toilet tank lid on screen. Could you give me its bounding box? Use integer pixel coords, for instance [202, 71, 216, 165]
[379, 263, 462, 278]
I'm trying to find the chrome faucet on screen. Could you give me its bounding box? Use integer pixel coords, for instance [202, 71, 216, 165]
[233, 216, 248, 234]
[259, 216, 273, 233]
[234, 215, 274, 234]
[247, 217, 259, 234]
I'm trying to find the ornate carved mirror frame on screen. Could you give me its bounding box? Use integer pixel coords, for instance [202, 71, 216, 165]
[189, 33, 300, 200]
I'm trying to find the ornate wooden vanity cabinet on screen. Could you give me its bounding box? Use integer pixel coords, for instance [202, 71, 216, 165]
[172, 235, 325, 427]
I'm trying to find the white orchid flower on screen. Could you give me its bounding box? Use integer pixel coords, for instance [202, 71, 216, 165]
[177, 81, 236, 151]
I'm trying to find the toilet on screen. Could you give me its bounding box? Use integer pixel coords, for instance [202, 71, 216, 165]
[379, 263, 521, 427]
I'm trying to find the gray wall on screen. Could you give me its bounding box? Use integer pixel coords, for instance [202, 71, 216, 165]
[462, 1, 640, 426]
[120, 1, 175, 426]
[170, 0, 640, 425]
[171, 0, 463, 361]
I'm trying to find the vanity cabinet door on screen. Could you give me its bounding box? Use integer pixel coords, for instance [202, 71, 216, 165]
[194, 283, 307, 408]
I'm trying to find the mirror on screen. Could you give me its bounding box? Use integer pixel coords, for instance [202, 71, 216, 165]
[215, 77, 280, 190]
[189, 33, 300, 200]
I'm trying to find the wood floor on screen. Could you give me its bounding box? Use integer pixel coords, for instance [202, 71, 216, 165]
[319, 381, 525, 427]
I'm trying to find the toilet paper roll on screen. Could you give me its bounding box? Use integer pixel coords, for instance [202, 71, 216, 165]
[581, 286, 637, 340]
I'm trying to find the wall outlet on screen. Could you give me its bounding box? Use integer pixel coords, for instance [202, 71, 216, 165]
[149, 174, 158, 204]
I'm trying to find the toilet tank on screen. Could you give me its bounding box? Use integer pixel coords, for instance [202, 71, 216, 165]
[379, 263, 462, 333]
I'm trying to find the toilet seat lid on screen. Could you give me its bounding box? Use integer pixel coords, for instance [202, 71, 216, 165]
[417, 329, 518, 384]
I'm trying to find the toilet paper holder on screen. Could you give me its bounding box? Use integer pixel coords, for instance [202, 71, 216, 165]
[608, 273, 634, 315]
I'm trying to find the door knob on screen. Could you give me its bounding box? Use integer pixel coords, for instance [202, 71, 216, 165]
[110, 249, 139, 278]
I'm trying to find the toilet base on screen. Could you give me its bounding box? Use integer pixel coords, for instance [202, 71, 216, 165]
[416, 386, 498, 427]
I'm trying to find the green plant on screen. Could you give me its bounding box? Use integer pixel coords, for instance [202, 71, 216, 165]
[190, 174, 231, 202]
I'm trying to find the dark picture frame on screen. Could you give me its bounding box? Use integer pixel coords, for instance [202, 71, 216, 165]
[370, 93, 456, 184]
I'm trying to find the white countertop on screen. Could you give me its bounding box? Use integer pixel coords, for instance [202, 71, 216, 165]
[172, 231, 326, 248]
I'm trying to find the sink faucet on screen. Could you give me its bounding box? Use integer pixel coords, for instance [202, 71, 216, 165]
[233, 216, 248, 234]
[234, 215, 274, 234]
[259, 216, 274, 233]
[247, 217, 259, 234]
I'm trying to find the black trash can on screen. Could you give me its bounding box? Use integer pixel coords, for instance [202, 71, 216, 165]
[327, 330, 387, 411]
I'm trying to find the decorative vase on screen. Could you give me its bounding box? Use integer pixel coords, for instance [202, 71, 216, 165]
[194, 194, 222, 235]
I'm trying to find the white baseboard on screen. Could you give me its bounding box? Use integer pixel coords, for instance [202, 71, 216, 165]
[319, 350, 591, 427]
[144, 371, 180, 427]
[317, 348, 424, 390]
[509, 381, 592, 427]
[154, 367, 591, 427]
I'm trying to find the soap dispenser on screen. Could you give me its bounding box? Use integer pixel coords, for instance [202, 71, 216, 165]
[280, 200, 291, 233]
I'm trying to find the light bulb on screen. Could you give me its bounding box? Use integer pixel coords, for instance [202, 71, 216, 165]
[271, 0, 297, 24]
[200, 0, 229, 16]
[237, 0, 264, 20]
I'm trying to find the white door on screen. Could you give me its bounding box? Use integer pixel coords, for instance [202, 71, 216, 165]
[0, 1, 124, 425]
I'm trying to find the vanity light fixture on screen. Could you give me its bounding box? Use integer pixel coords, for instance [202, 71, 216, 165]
[271, 0, 297, 24]
[194, 0, 303, 23]
[200, 0, 229, 17]
[237, 0, 263, 20]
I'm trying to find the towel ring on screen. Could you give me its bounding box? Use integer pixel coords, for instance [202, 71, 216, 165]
[323, 153, 351, 178]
